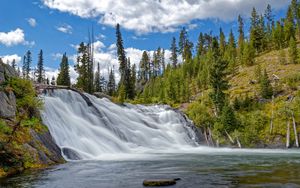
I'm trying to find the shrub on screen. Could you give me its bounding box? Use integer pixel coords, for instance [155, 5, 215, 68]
[8, 78, 42, 117]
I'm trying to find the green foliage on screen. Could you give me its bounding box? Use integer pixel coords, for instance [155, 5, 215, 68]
[242, 41, 255, 66]
[0, 120, 12, 135]
[8, 77, 42, 117]
[288, 37, 298, 64]
[36, 49, 45, 84]
[220, 104, 238, 133]
[260, 69, 273, 99]
[57, 53, 71, 86]
[186, 98, 214, 128]
[209, 38, 229, 114]
[238, 111, 267, 146]
[75, 42, 93, 93]
[284, 73, 300, 90]
[22, 50, 31, 79]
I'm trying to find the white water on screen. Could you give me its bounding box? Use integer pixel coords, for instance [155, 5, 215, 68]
[41, 89, 200, 160]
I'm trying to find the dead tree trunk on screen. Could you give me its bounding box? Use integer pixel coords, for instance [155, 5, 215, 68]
[286, 120, 291, 148]
[236, 138, 242, 148]
[292, 112, 299, 147]
[208, 127, 215, 147]
[225, 130, 234, 144]
[270, 96, 274, 134]
[204, 128, 209, 146]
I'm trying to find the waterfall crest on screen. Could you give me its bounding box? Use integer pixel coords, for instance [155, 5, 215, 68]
[41, 89, 200, 160]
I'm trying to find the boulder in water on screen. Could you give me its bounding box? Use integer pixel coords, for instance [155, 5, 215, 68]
[62, 148, 82, 160]
[143, 179, 178, 186]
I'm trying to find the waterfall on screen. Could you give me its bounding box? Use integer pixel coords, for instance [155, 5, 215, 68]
[41, 89, 200, 160]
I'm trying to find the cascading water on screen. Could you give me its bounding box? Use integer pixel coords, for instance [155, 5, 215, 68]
[41, 89, 201, 160]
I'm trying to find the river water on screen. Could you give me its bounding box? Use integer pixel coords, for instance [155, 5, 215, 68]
[1, 150, 300, 188]
[2, 89, 300, 187]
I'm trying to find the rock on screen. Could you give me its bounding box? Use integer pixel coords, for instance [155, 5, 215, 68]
[93, 92, 112, 100]
[0, 91, 16, 119]
[143, 179, 177, 186]
[29, 129, 65, 164]
[62, 148, 82, 160]
[0, 61, 18, 84]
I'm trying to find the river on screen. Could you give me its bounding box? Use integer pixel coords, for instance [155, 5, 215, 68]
[1, 150, 300, 187]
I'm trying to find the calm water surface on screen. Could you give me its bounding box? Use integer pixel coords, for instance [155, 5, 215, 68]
[1, 150, 300, 188]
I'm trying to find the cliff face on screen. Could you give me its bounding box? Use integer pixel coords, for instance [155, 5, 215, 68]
[0, 62, 64, 178]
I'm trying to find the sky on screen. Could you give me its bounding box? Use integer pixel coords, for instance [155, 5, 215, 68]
[0, 0, 291, 83]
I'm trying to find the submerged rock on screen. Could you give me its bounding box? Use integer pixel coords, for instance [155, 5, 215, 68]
[62, 148, 82, 160]
[143, 179, 178, 186]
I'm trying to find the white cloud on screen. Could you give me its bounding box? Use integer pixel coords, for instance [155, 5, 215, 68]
[56, 24, 73, 34]
[0, 54, 22, 64]
[27, 18, 37, 27]
[45, 66, 78, 84]
[51, 53, 64, 60]
[0, 28, 35, 47]
[96, 33, 106, 40]
[0, 28, 25, 46]
[23, 40, 36, 48]
[43, 0, 288, 34]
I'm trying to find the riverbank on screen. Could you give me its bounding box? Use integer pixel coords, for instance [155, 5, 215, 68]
[0, 62, 65, 178]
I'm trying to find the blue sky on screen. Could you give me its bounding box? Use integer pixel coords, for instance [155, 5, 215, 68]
[0, 0, 290, 81]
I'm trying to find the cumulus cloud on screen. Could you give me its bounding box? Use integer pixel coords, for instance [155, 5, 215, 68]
[0, 54, 22, 64]
[43, 0, 288, 34]
[56, 24, 73, 34]
[27, 18, 37, 27]
[0, 28, 35, 47]
[45, 66, 78, 84]
[0, 28, 25, 46]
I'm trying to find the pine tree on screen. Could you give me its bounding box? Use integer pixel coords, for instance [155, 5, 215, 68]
[219, 28, 226, 55]
[260, 69, 273, 99]
[36, 49, 45, 83]
[284, 6, 296, 44]
[57, 53, 71, 86]
[250, 7, 264, 53]
[22, 55, 26, 78]
[130, 64, 137, 99]
[196, 32, 205, 58]
[226, 29, 237, 68]
[291, 0, 300, 38]
[264, 4, 274, 38]
[75, 42, 89, 91]
[161, 49, 165, 73]
[273, 21, 285, 49]
[107, 68, 116, 96]
[116, 24, 127, 83]
[242, 41, 255, 66]
[238, 15, 245, 61]
[118, 83, 126, 103]
[209, 38, 229, 115]
[124, 57, 133, 99]
[170, 37, 178, 68]
[220, 104, 238, 133]
[94, 62, 102, 92]
[178, 27, 187, 57]
[10, 59, 16, 70]
[51, 76, 56, 85]
[289, 37, 298, 64]
[23, 50, 32, 79]
[139, 51, 150, 81]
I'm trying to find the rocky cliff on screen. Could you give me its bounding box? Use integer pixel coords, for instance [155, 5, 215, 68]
[0, 62, 65, 178]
